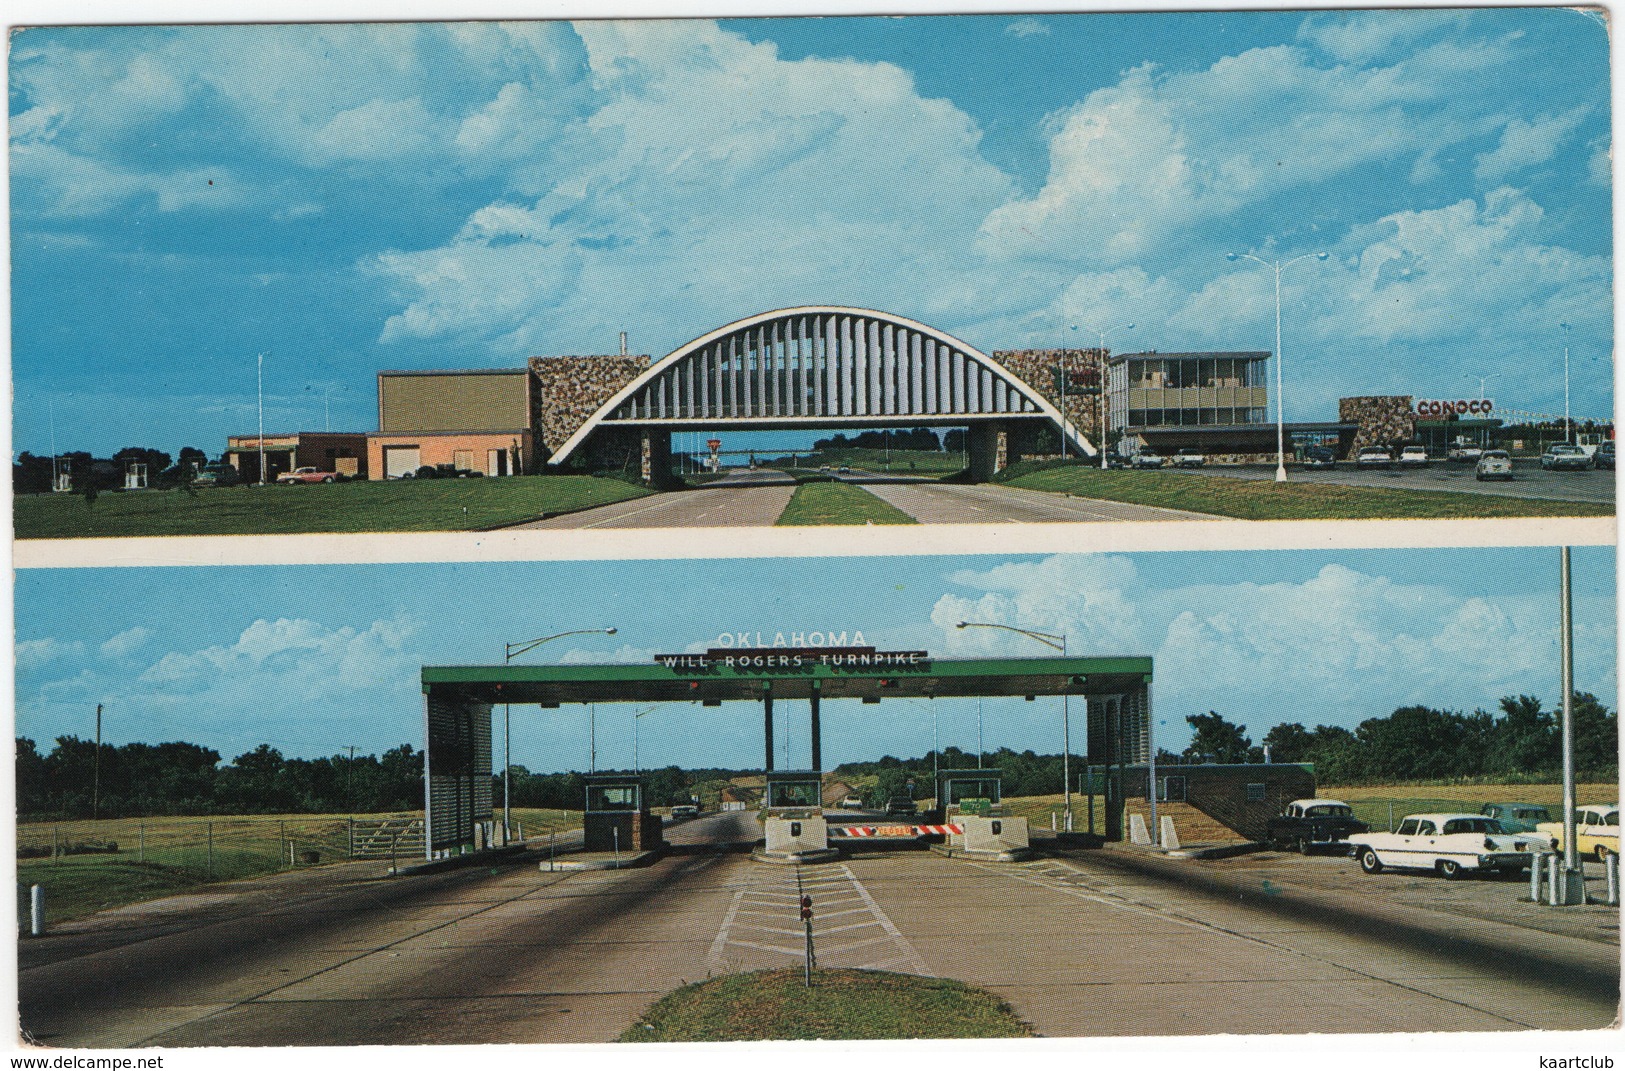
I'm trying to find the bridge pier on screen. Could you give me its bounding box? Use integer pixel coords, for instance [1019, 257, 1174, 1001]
[966, 424, 999, 482]
[640, 430, 679, 490]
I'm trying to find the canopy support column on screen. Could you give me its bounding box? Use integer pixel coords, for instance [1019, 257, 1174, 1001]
[809, 687, 822, 772]
[763, 687, 775, 771]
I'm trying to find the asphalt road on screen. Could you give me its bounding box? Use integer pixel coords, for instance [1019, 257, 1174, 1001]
[834, 469, 1212, 523]
[1190, 460, 1615, 504]
[515, 469, 795, 528]
[19, 813, 1616, 1046]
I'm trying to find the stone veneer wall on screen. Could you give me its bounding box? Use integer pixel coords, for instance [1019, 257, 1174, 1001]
[993, 348, 1108, 449]
[529, 355, 650, 460]
[1339, 396, 1415, 452]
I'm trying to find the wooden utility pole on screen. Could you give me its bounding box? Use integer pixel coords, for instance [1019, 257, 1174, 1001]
[92, 703, 103, 821]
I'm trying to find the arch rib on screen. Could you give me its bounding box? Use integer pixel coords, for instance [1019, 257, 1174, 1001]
[548, 306, 1096, 466]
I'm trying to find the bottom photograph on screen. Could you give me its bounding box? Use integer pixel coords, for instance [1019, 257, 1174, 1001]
[12, 547, 1620, 1048]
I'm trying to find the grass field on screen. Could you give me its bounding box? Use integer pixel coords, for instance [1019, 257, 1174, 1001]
[13, 475, 650, 538]
[775, 481, 918, 525]
[1001, 465, 1614, 520]
[17, 808, 583, 922]
[620, 968, 1032, 1041]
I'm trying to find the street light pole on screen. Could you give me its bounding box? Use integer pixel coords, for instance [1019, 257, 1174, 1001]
[1075, 323, 1134, 468]
[503, 626, 618, 841]
[1560, 322, 1573, 443]
[1226, 251, 1328, 482]
[256, 351, 267, 485]
[956, 620, 1071, 823]
[1468, 373, 1501, 403]
[633, 706, 659, 775]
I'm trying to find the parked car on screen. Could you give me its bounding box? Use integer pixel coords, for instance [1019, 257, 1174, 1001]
[884, 796, 918, 817]
[1536, 804, 1619, 861]
[1478, 802, 1553, 834]
[1447, 441, 1484, 463]
[1131, 451, 1165, 469]
[1355, 446, 1393, 470]
[838, 465, 851, 474]
[840, 795, 864, 809]
[1346, 813, 1548, 879]
[277, 466, 339, 485]
[190, 463, 240, 487]
[1301, 446, 1337, 469]
[1172, 448, 1206, 468]
[1397, 445, 1430, 468]
[669, 804, 699, 819]
[1593, 442, 1615, 470]
[1541, 443, 1592, 471]
[1266, 799, 1370, 854]
[1475, 450, 1514, 481]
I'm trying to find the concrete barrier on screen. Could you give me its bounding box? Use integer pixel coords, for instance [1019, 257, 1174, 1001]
[1128, 813, 1151, 845]
[1160, 815, 1181, 851]
[755, 815, 839, 864]
[946, 816, 1032, 862]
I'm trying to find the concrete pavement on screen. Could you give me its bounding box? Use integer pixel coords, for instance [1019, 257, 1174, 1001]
[846, 474, 1213, 524]
[514, 470, 795, 529]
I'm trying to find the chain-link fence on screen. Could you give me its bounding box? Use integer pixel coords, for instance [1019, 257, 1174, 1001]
[1347, 798, 1498, 833]
[17, 816, 371, 882]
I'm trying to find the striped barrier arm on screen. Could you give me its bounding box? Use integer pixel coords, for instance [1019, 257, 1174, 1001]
[827, 824, 964, 837]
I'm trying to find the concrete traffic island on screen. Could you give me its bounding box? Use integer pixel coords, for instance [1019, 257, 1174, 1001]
[931, 815, 1034, 863]
[752, 814, 841, 864]
[540, 847, 662, 871]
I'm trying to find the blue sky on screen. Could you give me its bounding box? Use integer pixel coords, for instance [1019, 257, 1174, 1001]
[14, 548, 1616, 773]
[9, 9, 1613, 459]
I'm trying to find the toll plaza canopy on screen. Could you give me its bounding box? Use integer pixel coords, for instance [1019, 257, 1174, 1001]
[419, 650, 1153, 857]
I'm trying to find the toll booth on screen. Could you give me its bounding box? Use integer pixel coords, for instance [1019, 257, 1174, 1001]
[759, 770, 838, 863]
[936, 769, 1004, 817]
[763, 770, 824, 813]
[582, 775, 663, 853]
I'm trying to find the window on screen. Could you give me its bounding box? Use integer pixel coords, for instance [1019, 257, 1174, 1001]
[1246, 783, 1265, 802]
[1160, 776, 1187, 803]
[1397, 819, 1420, 836]
[1416, 821, 1437, 835]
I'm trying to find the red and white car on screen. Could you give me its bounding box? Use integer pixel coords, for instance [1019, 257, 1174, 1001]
[276, 466, 339, 484]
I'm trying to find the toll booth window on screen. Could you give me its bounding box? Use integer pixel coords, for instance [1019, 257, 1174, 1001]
[587, 785, 639, 811]
[768, 782, 819, 808]
[948, 780, 999, 804]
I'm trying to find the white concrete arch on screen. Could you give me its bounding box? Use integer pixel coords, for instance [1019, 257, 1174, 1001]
[549, 306, 1096, 466]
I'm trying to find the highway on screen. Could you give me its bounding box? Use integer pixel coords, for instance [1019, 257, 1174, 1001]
[832, 469, 1212, 523]
[1190, 460, 1616, 504]
[515, 469, 796, 529]
[18, 811, 1616, 1046]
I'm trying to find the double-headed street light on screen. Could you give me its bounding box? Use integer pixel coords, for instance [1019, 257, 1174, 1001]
[1467, 372, 1501, 403]
[1226, 250, 1330, 482]
[955, 620, 1073, 823]
[502, 627, 618, 841]
[1073, 323, 1135, 468]
[632, 705, 660, 775]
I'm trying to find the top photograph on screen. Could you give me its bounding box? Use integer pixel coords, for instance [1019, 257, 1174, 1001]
[10, 8, 1614, 538]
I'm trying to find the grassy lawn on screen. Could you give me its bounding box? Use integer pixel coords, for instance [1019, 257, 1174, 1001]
[17, 808, 584, 922]
[1001, 465, 1614, 520]
[14, 475, 649, 538]
[621, 968, 1033, 1041]
[775, 480, 918, 525]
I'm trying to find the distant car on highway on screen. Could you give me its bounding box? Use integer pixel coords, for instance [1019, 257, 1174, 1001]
[840, 795, 864, 809]
[838, 465, 851, 474]
[1172, 448, 1206, 468]
[1478, 802, 1553, 834]
[277, 466, 339, 484]
[1536, 804, 1619, 862]
[1475, 450, 1513, 481]
[884, 796, 917, 817]
[190, 463, 240, 487]
[1592, 442, 1615, 470]
[1355, 446, 1393, 470]
[1541, 443, 1592, 471]
[1131, 451, 1165, 470]
[1301, 446, 1337, 469]
[669, 804, 699, 819]
[1346, 812, 1547, 879]
[1397, 445, 1430, 468]
[1266, 798, 1369, 854]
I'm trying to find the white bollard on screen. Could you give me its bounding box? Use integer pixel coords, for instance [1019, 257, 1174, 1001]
[1606, 853, 1619, 907]
[30, 885, 44, 937]
[1160, 815, 1181, 851]
[1128, 813, 1151, 845]
[1529, 852, 1546, 903]
[1050, 811, 1057, 831]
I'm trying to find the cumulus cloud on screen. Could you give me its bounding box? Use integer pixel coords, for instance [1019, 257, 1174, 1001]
[930, 555, 1615, 747]
[1474, 107, 1591, 184]
[17, 637, 85, 672]
[99, 627, 152, 660]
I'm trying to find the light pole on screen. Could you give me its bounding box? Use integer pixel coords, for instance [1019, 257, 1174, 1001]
[904, 698, 941, 788]
[956, 621, 1072, 824]
[632, 705, 659, 775]
[256, 351, 267, 485]
[1074, 323, 1134, 468]
[503, 626, 618, 841]
[1560, 322, 1573, 443]
[1225, 250, 1329, 481]
[1468, 373, 1501, 402]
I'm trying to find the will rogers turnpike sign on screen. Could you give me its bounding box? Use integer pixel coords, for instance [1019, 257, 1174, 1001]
[655, 646, 930, 670]
[1416, 398, 1495, 417]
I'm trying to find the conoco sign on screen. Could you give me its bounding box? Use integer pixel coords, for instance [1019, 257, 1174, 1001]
[1416, 398, 1494, 417]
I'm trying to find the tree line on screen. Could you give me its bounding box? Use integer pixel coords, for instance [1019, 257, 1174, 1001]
[14, 447, 212, 496]
[810, 428, 954, 452]
[1186, 693, 1617, 783]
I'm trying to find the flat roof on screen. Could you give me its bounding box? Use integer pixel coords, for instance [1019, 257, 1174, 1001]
[1111, 351, 1270, 363]
[1131, 422, 1354, 434]
[423, 655, 1152, 705]
[377, 368, 528, 377]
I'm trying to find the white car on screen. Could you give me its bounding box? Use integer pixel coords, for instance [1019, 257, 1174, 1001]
[1355, 446, 1393, 470]
[1346, 812, 1549, 879]
[1475, 450, 1514, 481]
[1397, 445, 1430, 467]
[840, 795, 864, 809]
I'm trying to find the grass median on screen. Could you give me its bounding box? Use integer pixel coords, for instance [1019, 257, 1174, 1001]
[14, 475, 650, 538]
[621, 967, 1033, 1041]
[775, 480, 918, 525]
[1000, 464, 1614, 520]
